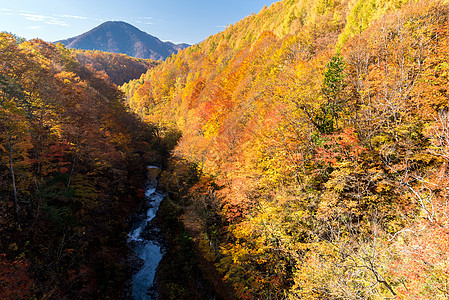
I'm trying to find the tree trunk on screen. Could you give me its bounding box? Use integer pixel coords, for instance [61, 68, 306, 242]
[8, 134, 21, 229]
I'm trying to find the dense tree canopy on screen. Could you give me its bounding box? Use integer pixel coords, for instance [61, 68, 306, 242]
[123, 0, 449, 298]
[0, 34, 158, 298]
[2, 0, 449, 298]
[72, 49, 159, 85]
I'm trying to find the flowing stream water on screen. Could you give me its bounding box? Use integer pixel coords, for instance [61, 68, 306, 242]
[128, 166, 164, 299]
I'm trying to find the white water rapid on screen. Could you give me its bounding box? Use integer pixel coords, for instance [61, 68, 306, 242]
[128, 166, 165, 299]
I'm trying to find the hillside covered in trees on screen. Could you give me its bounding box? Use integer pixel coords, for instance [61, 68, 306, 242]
[0, 34, 162, 298]
[122, 0, 449, 298]
[71, 49, 159, 85]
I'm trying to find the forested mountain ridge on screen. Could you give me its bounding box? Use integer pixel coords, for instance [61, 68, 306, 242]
[71, 49, 160, 85]
[0, 34, 161, 298]
[122, 0, 449, 298]
[56, 21, 190, 60]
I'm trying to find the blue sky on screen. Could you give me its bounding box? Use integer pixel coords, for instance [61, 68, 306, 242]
[0, 0, 279, 44]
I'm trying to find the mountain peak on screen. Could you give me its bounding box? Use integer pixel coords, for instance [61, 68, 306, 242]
[56, 21, 189, 60]
[97, 21, 140, 30]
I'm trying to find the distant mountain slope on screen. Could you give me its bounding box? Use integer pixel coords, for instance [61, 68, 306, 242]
[72, 49, 160, 85]
[56, 21, 189, 60]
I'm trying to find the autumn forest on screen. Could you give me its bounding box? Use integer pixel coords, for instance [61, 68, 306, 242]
[2, 0, 449, 299]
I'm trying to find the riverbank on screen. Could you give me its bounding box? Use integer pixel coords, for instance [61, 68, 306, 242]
[153, 158, 237, 300]
[154, 196, 217, 299]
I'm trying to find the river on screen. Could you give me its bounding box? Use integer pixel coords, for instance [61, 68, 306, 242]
[127, 166, 164, 299]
